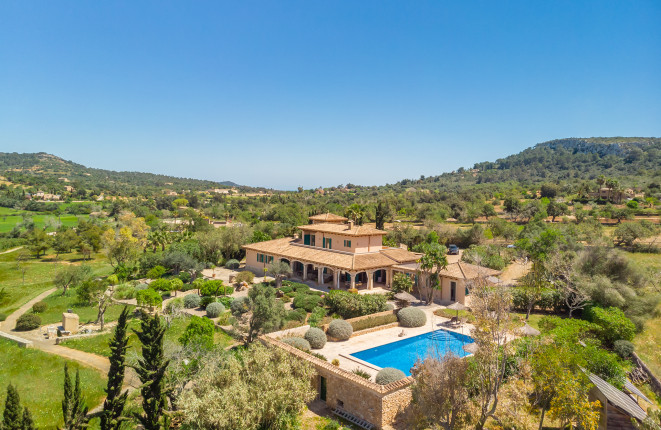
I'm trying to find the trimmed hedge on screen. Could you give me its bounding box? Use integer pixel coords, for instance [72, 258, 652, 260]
[325, 290, 388, 319]
[398, 307, 426, 327]
[327, 319, 353, 341]
[351, 313, 398, 332]
[375, 368, 406, 385]
[304, 327, 327, 349]
[16, 313, 41, 331]
[206, 302, 226, 318]
[32, 301, 48, 313]
[282, 337, 311, 352]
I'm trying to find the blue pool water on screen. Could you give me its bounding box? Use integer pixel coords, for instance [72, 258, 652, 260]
[350, 329, 474, 376]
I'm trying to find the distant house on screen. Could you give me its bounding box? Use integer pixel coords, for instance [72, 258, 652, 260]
[587, 372, 649, 430]
[589, 188, 634, 203]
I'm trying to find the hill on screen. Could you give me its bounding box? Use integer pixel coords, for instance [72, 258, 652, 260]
[395, 137, 661, 191]
[0, 152, 244, 197]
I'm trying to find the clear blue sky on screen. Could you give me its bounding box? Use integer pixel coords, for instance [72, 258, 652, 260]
[1, 1, 660, 190]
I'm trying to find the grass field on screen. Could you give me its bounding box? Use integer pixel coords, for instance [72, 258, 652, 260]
[0, 249, 112, 316]
[61, 314, 235, 358]
[38, 289, 136, 325]
[0, 338, 107, 428]
[0, 212, 89, 233]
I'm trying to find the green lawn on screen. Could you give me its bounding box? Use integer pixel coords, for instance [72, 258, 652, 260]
[0, 213, 89, 233]
[0, 338, 107, 428]
[61, 314, 235, 357]
[0, 249, 112, 316]
[38, 288, 135, 325]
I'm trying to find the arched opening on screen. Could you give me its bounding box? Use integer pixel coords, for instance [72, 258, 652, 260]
[292, 261, 304, 278]
[306, 264, 317, 282]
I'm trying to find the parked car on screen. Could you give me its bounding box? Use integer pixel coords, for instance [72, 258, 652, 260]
[448, 244, 459, 255]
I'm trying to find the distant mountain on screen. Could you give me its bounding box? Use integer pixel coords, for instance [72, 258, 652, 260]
[0, 152, 245, 195]
[395, 137, 661, 190]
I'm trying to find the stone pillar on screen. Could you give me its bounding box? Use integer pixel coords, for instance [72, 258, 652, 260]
[386, 269, 393, 288]
[303, 264, 308, 281]
[62, 313, 79, 334]
[350, 272, 356, 289]
[318, 267, 324, 285]
[367, 270, 375, 290]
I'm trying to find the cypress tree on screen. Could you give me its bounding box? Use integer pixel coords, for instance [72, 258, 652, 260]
[133, 312, 170, 430]
[62, 364, 89, 430]
[3, 384, 23, 430]
[21, 408, 35, 430]
[100, 306, 130, 430]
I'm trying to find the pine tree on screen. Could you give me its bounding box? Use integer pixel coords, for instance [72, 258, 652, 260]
[3, 384, 23, 430]
[133, 312, 170, 430]
[100, 307, 130, 430]
[62, 364, 89, 430]
[21, 408, 35, 430]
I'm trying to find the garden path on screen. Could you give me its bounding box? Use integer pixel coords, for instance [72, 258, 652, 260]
[0, 246, 23, 254]
[0, 287, 56, 331]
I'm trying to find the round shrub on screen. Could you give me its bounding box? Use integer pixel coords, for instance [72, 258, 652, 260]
[225, 259, 240, 270]
[32, 301, 48, 313]
[106, 274, 119, 285]
[114, 284, 137, 300]
[282, 337, 311, 352]
[614, 340, 635, 358]
[235, 271, 255, 284]
[385, 303, 395, 311]
[206, 302, 226, 318]
[16, 313, 41, 331]
[398, 307, 427, 328]
[279, 285, 293, 294]
[150, 278, 172, 292]
[231, 296, 251, 314]
[304, 327, 327, 349]
[135, 283, 149, 291]
[327, 319, 353, 341]
[184, 294, 201, 309]
[293, 294, 322, 312]
[375, 367, 406, 385]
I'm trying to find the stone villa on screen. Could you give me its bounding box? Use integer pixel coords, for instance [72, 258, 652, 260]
[243, 213, 499, 304]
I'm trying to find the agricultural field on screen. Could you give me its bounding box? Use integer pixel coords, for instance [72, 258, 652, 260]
[0, 338, 106, 428]
[0, 249, 112, 316]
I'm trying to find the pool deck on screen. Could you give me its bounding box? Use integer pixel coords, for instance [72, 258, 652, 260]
[315, 304, 475, 377]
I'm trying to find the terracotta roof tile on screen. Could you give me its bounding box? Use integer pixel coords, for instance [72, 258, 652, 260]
[298, 223, 387, 236]
[308, 213, 348, 222]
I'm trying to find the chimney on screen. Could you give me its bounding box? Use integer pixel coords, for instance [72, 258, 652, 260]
[348, 220, 354, 230]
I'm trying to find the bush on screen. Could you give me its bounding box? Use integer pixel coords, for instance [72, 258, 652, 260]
[166, 298, 184, 314]
[614, 340, 635, 358]
[136, 288, 163, 308]
[397, 307, 427, 327]
[184, 294, 201, 309]
[146, 265, 167, 279]
[225, 259, 240, 270]
[170, 278, 184, 293]
[310, 352, 327, 361]
[235, 271, 255, 284]
[307, 306, 327, 327]
[114, 284, 137, 300]
[352, 313, 398, 332]
[135, 283, 149, 291]
[107, 274, 119, 285]
[327, 319, 353, 341]
[150, 278, 172, 292]
[279, 285, 293, 294]
[16, 313, 41, 331]
[352, 368, 371, 380]
[304, 327, 327, 349]
[230, 296, 250, 314]
[32, 301, 48, 313]
[293, 294, 323, 312]
[286, 308, 307, 322]
[0, 313, 7, 322]
[206, 302, 226, 318]
[585, 306, 636, 345]
[217, 296, 234, 308]
[200, 296, 216, 308]
[332, 359, 339, 366]
[282, 337, 311, 352]
[178, 272, 192, 283]
[325, 290, 388, 319]
[179, 316, 214, 347]
[200, 280, 234, 297]
[375, 367, 406, 385]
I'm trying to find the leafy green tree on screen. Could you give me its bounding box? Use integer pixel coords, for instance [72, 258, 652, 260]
[546, 200, 568, 222]
[416, 242, 448, 304]
[101, 307, 130, 430]
[136, 289, 163, 309]
[53, 228, 81, 258]
[54, 265, 93, 296]
[26, 228, 51, 258]
[179, 316, 214, 348]
[232, 283, 285, 345]
[391, 272, 413, 293]
[62, 364, 89, 430]
[266, 260, 291, 287]
[344, 204, 366, 225]
[375, 201, 390, 230]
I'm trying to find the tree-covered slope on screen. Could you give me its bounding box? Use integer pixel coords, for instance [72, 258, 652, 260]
[0, 152, 242, 195]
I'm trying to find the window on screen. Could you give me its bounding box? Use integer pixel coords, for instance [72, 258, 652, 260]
[343, 240, 351, 248]
[322, 238, 331, 249]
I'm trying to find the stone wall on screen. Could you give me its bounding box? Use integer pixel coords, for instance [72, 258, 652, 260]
[0, 331, 33, 348]
[632, 352, 661, 397]
[263, 336, 413, 429]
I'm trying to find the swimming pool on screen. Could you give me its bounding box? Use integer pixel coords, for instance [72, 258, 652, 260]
[349, 329, 474, 376]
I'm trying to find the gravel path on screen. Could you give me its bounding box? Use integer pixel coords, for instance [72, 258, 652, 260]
[0, 287, 56, 331]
